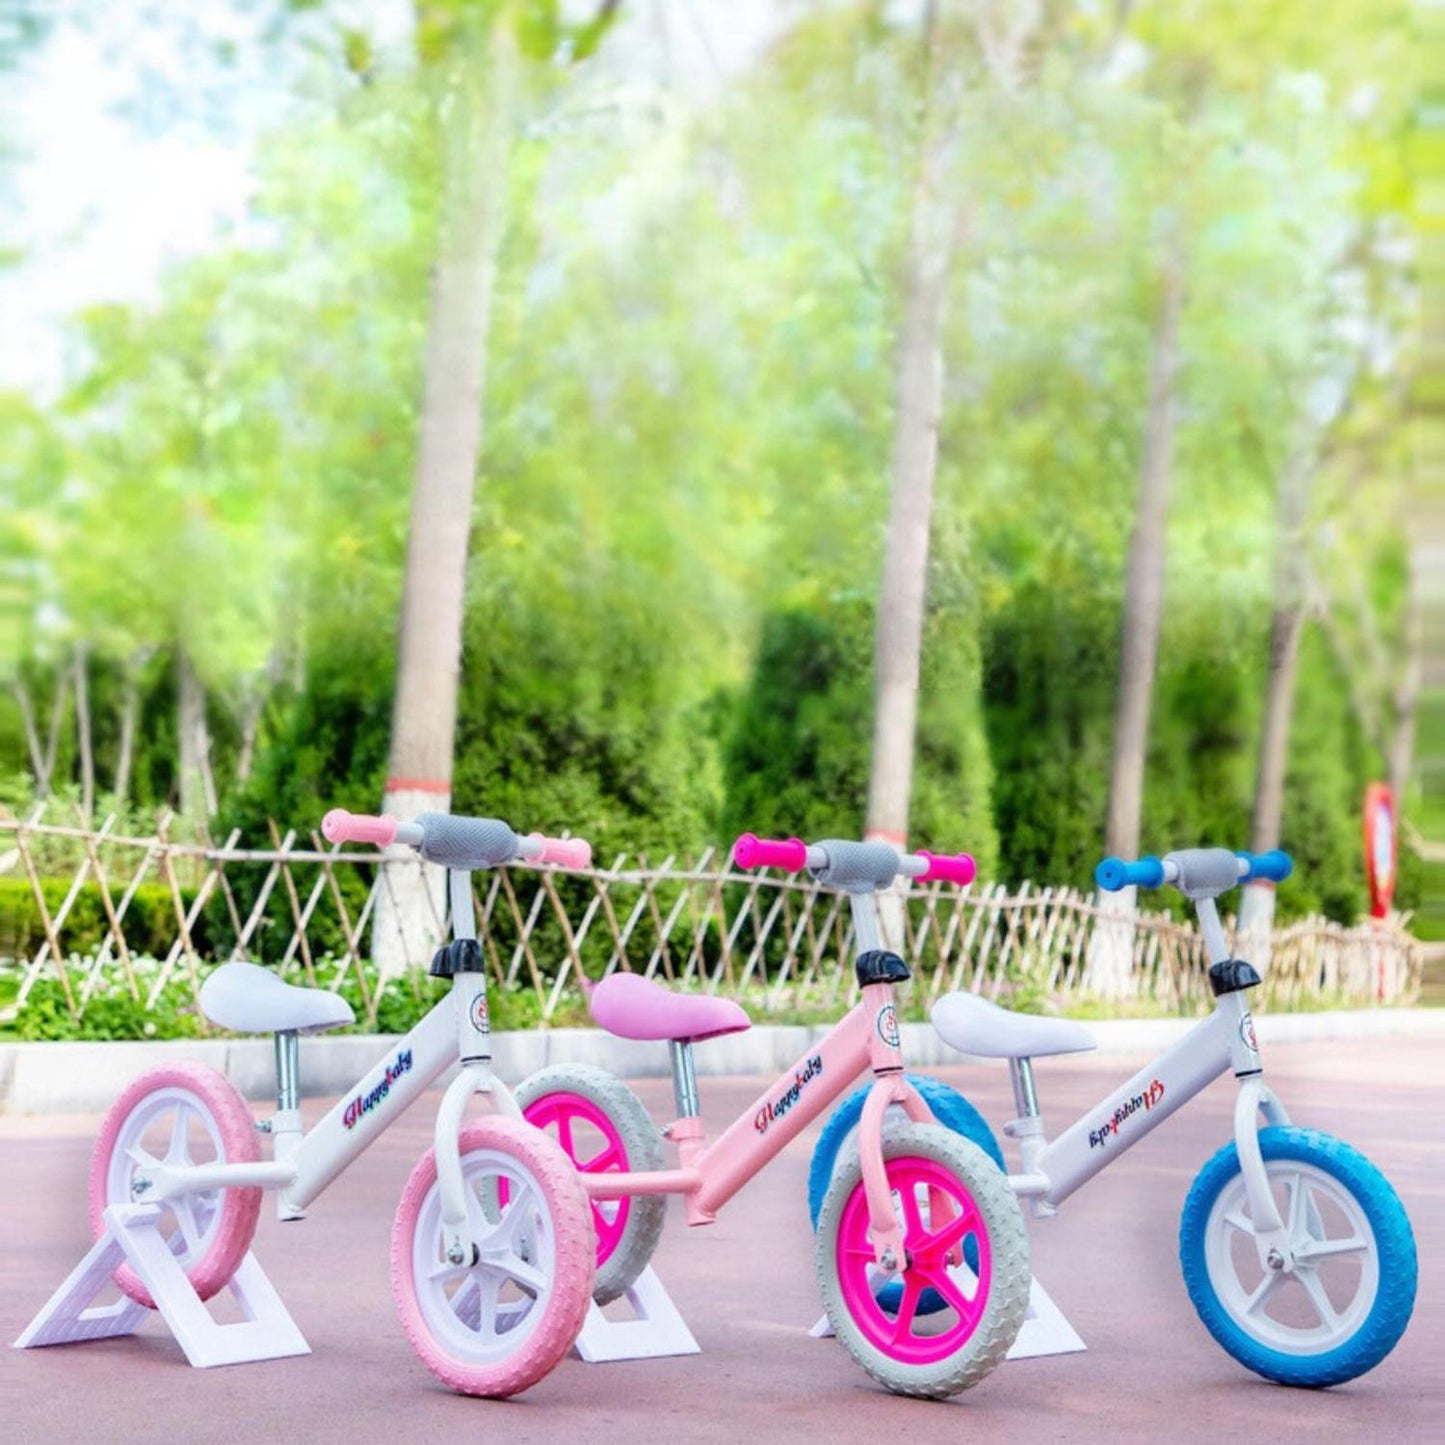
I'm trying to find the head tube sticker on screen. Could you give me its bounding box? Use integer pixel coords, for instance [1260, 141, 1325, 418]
[470, 992, 490, 1033]
[1239, 1012, 1258, 1052]
[876, 1003, 900, 1049]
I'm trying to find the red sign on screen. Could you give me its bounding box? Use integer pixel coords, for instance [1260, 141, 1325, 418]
[1362, 783, 1396, 920]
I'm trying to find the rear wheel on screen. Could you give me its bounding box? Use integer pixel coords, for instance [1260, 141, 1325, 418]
[89, 1063, 261, 1308]
[516, 1064, 666, 1304]
[816, 1122, 1029, 1398]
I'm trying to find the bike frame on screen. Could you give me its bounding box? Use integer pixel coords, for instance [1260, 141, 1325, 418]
[135, 871, 518, 1267]
[1001, 894, 1294, 1269]
[576, 893, 937, 1270]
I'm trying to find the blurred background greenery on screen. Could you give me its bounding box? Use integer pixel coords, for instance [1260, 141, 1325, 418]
[1, 1, 1440, 940]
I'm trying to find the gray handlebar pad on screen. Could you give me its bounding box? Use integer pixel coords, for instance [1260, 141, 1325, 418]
[414, 812, 520, 869]
[809, 839, 900, 892]
[1165, 847, 1243, 901]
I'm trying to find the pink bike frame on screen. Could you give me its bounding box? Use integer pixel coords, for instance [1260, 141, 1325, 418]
[580, 980, 934, 1267]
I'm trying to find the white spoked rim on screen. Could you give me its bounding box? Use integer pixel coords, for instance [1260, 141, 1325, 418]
[1205, 1158, 1379, 1356]
[105, 1086, 227, 1263]
[412, 1148, 558, 1365]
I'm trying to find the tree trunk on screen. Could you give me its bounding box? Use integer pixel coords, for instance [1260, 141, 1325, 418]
[73, 641, 94, 821]
[1240, 449, 1312, 939]
[114, 660, 141, 807]
[374, 35, 519, 975]
[1089, 255, 1184, 997]
[41, 670, 68, 802]
[14, 680, 47, 794]
[865, 3, 958, 857]
[1104, 258, 1184, 860]
[177, 647, 216, 824]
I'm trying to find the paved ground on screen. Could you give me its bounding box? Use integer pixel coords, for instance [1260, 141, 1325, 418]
[2, 1037, 1441, 1444]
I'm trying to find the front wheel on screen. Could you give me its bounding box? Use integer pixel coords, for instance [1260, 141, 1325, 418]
[816, 1122, 1029, 1399]
[1180, 1126, 1416, 1387]
[391, 1117, 595, 1397]
[89, 1063, 262, 1309]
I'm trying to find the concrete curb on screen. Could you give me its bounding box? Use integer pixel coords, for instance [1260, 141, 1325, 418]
[2, 1007, 1442, 1116]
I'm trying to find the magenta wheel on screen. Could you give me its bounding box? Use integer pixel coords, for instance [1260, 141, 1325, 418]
[816, 1122, 1029, 1397]
[516, 1064, 665, 1303]
[391, 1116, 595, 1397]
[89, 1063, 262, 1309]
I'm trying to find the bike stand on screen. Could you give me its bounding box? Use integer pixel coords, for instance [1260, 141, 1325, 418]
[573, 1266, 700, 1363]
[809, 1274, 1086, 1361]
[14, 1203, 311, 1369]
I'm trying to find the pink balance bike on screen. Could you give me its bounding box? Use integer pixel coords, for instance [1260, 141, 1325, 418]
[514, 832, 1032, 1399]
[69, 808, 600, 1398]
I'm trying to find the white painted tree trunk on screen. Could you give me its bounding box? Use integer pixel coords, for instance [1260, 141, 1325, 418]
[373, 39, 517, 977]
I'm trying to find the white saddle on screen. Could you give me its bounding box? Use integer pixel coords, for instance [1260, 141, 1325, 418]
[931, 991, 1095, 1060]
[199, 961, 355, 1035]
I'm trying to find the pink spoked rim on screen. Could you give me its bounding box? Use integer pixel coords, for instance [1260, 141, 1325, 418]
[522, 1092, 632, 1270]
[835, 1155, 993, 1365]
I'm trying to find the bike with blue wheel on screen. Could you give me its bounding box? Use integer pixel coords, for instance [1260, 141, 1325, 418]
[807, 846, 1416, 1387]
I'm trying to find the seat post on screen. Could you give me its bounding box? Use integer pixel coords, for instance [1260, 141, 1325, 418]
[668, 1040, 700, 1118]
[1009, 1056, 1040, 1119]
[274, 1029, 301, 1113]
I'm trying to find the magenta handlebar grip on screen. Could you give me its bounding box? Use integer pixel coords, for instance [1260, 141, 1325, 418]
[528, 834, 593, 870]
[918, 850, 976, 887]
[733, 833, 808, 872]
[321, 808, 397, 846]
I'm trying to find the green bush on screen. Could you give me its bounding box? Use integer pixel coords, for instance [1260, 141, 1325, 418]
[0, 876, 225, 963]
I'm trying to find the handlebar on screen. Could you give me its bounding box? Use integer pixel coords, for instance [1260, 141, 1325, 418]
[1094, 855, 1166, 892]
[1096, 847, 1293, 896]
[732, 835, 810, 872]
[732, 833, 976, 891]
[321, 808, 592, 872]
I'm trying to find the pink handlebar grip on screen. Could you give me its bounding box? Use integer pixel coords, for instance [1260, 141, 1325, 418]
[321, 809, 398, 847]
[918, 850, 977, 887]
[733, 833, 809, 872]
[527, 834, 593, 871]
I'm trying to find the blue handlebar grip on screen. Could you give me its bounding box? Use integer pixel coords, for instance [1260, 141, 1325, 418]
[1237, 849, 1292, 884]
[1095, 856, 1165, 891]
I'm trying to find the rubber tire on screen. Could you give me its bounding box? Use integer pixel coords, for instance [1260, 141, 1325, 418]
[391, 1116, 595, 1398]
[516, 1064, 666, 1305]
[89, 1062, 262, 1309]
[808, 1075, 1005, 1228]
[816, 1121, 1029, 1399]
[1180, 1126, 1417, 1387]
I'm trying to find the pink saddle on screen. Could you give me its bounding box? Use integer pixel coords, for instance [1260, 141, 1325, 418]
[589, 973, 751, 1044]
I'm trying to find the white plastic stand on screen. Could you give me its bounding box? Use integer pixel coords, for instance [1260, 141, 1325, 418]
[14, 1203, 311, 1369]
[573, 1266, 700, 1363]
[809, 1273, 1086, 1361]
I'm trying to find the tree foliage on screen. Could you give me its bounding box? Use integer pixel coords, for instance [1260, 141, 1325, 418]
[1, 1, 1425, 925]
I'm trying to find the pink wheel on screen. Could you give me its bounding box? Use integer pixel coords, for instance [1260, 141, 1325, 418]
[515, 1064, 665, 1303]
[391, 1116, 595, 1397]
[89, 1063, 262, 1309]
[816, 1122, 1029, 1398]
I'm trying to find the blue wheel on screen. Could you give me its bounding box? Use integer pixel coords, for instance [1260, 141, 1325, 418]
[809, 1075, 1005, 1315]
[1180, 1127, 1415, 1387]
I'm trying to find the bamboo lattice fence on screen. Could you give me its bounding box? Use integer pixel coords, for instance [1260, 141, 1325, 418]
[0, 809, 1423, 1031]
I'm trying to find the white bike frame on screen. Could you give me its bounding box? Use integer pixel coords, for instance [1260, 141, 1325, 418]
[133, 871, 516, 1269]
[1001, 894, 1295, 1271]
